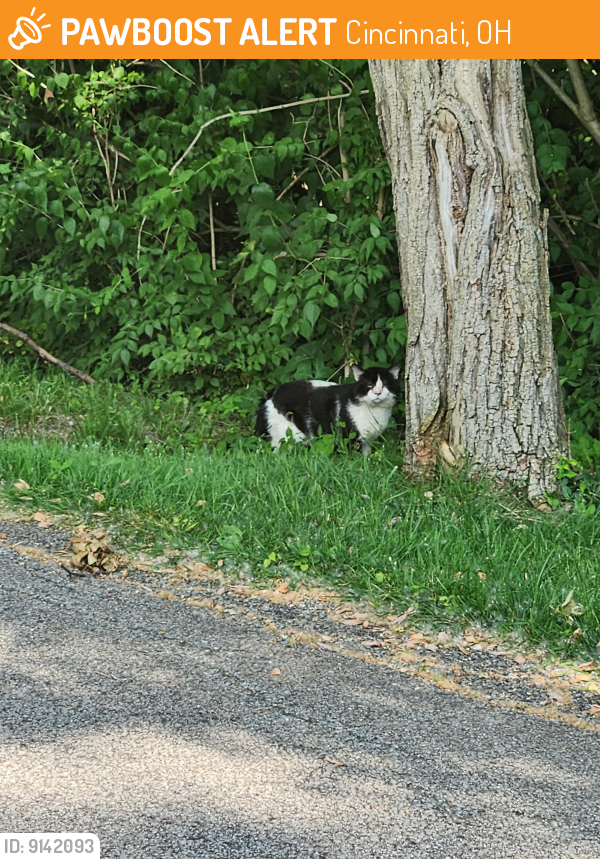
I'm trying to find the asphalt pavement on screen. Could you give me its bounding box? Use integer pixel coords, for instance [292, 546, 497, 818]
[1, 521, 599, 858]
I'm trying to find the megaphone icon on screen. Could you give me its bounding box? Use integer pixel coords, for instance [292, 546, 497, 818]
[9, 12, 49, 50]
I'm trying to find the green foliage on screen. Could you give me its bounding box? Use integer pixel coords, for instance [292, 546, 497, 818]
[0, 59, 401, 395]
[2, 59, 600, 463]
[526, 61, 600, 464]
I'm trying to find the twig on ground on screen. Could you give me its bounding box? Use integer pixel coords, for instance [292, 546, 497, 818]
[0, 323, 96, 385]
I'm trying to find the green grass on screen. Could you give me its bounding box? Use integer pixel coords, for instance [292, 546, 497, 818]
[1, 437, 599, 654]
[0, 357, 256, 450]
[1, 358, 599, 655]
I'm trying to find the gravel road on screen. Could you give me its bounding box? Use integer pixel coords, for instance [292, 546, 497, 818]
[1, 521, 599, 858]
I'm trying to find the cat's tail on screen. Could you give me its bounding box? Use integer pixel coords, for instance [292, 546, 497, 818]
[255, 395, 269, 438]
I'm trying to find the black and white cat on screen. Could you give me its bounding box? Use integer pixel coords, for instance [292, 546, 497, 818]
[255, 365, 400, 455]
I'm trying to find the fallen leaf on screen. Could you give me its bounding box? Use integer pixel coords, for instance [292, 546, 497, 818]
[590, 704, 600, 717]
[423, 491, 434, 499]
[156, 590, 176, 600]
[514, 654, 527, 666]
[70, 529, 120, 574]
[187, 597, 214, 609]
[424, 643, 439, 653]
[363, 640, 383, 648]
[570, 673, 592, 684]
[197, 499, 207, 506]
[477, 571, 487, 580]
[270, 667, 281, 676]
[217, 559, 224, 567]
[324, 756, 348, 767]
[14, 479, 30, 490]
[118, 478, 131, 487]
[553, 590, 585, 618]
[89, 492, 105, 504]
[396, 606, 416, 625]
[32, 511, 52, 528]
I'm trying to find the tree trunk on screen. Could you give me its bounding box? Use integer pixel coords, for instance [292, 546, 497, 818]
[369, 60, 566, 501]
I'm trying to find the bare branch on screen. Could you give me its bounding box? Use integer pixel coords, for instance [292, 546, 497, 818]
[208, 191, 216, 271]
[170, 90, 367, 176]
[137, 214, 147, 261]
[0, 323, 96, 385]
[526, 60, 600, 148]
[565, 59, 599, 125]
[547, 218, 596, 280]
[276, 142, 337, 201]
[338, 108, 351, 204]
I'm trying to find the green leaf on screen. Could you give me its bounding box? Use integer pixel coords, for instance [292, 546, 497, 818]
[54, 73, 69, 89]
[36, 218, 48, 240]
[178, 209, 196, 230]
[261, 225, 282, 251]
[99, 215, 110, 234]
[263, 276, 277, 295]
[303, 301, 320, 326]
[262, 259, 277, 276]
[49, 200, 64, 218]
[63, 218, 76, 236]
[182, 252, 204, 272]
[212, 311, 225, 329]
[387, 292, 400, 313]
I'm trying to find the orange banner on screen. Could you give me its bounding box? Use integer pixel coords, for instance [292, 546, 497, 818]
[1, 0, 599, 59]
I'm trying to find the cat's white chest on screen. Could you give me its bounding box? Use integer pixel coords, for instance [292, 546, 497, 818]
[347, 400, 392, 441]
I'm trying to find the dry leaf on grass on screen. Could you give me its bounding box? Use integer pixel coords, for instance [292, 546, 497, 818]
[88, 492, 105, 504]
[14, 479, 30, 490]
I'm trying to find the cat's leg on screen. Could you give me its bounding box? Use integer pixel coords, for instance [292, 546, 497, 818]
[265, 400, 305, 449]
[361, 439, 371, 457]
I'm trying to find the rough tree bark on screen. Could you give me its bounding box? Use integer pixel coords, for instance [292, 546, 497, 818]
[368, 60, 567, 501]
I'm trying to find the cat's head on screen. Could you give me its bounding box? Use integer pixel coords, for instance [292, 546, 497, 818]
[351, 365, 400, 405]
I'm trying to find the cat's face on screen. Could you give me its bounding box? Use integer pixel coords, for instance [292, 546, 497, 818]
[352, 365, 400, 405]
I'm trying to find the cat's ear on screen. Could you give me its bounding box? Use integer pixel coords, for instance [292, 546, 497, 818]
[352, 365, 364, 381]
[389, 364, 400, 380]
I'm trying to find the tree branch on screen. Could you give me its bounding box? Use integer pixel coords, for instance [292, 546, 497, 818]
[169, 90, 366, 176]
[547, 218, 596, 280]
[208, 191, 216, 270]
[0, 323, 96, 384]
[275, 142, 337, 201]
[526, 60, 600, 148]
